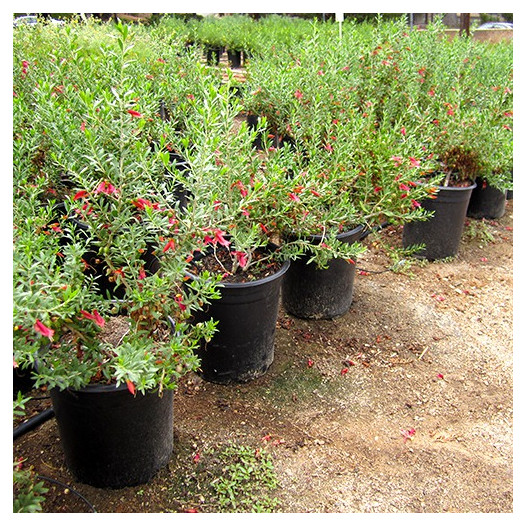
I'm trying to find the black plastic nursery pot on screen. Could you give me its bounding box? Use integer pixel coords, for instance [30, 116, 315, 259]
[227, 49, 242, 68]
[50, 384, 174, 489]
[281, 225, 366, 320]
[191, 259, 290, 384]
[205, 46, 223, 65]
[402, 182, 476, 261]
[467, 177, 507, 219]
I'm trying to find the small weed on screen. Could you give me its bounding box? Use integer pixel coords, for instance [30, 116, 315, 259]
[211, 444, 280, 512]
[170, 441, 281, 513]
[463, 219, 495, 246]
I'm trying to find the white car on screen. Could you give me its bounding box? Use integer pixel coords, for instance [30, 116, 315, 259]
[13, 15, 64, 27]
[477, 22, 513, 30]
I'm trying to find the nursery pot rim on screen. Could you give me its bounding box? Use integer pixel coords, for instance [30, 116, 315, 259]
[185, 257, 290, 289]
[416, 179, 477, 192]
[52, 381, 168, 396]
[286, 223, 366, 245]
[306, 223, 366, 243]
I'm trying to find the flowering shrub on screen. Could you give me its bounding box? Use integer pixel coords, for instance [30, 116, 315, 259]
[13, 21, 219, 393]
[12, 16, 514, 391]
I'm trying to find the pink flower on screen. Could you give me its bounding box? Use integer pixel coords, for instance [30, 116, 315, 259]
[411, 199, 421, 208]
[232, 251, 248, 268]
[294, 89, 303, 99]
[409, 157, 420, 167]
[401, 428, 416, 443]
[401, 127, 406, 136]
[213, 229, 230, 247]
[288, 192, 300, 202]
[94, 181, 118, 196]
[80, 309, 105, 328]
[34, 320, 54, 340]
[232, 180, 248, 197]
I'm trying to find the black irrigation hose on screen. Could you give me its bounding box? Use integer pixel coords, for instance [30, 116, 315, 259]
[37, 475, 97, 513]
[13, 407, 55, 441]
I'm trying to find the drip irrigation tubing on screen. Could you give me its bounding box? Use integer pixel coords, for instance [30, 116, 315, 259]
[13, 407, 55, 441]
[37, 475, 97, 513]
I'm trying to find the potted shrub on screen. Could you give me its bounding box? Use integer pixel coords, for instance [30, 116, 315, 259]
[466, 43, 513, 218]
[192, 15, 226, 65]
[244, 28, 439, 318]
[13, 21, 219, 488]
[170, 82, 296, 383]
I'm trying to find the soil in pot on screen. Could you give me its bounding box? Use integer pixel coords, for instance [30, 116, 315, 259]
[282, 225, 366, 320]
[188, 245, 289, 384]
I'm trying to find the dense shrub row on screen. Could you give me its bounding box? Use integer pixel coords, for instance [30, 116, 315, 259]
[13, 15, 512, 392]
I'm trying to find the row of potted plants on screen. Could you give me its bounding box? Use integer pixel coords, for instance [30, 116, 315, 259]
[242, 17, 513, 259]
[13, 16, 512, 490]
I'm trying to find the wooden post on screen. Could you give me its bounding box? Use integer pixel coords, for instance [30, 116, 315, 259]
[460, 13, 471, 37]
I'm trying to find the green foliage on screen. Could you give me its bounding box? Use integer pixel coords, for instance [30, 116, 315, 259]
[12, 14, 513, 390]
[13, 461, 48, 513]
[13, 20, 220, 392]
[212, 444, 280, 512]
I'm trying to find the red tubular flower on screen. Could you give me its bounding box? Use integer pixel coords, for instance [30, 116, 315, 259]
[73, 190, 89, 201]
[232, 251, 248, 268]
[127, 109, 142, 118]
[163, 239, 175, 253]
[288, 192, 300, 202]
[231, 180, 248, 197]
[213, 229, 230, 247]
[409, 157, 420, 168]
[175, 294, 186, 311]
[34, 320, 54, 340]
[132, 197, 157, 210]
[126, 380, 136, 395]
